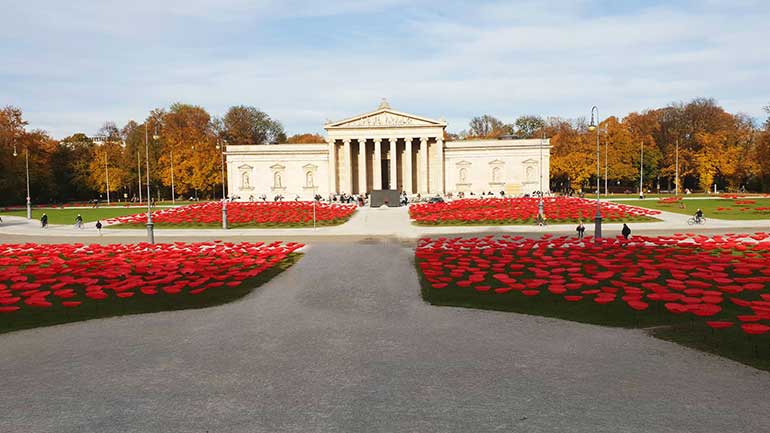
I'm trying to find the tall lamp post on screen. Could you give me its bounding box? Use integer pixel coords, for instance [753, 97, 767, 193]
[588, 106, 602, 239]
[639, 141, 644, 199]
[104, 146, 111, 205]
[604, 128, 609, 196]
[216, 139, 228, 229]
[538, 128, 546, 219]
[170, 149, 176, 204]
[145, 124, 159, 244]
[675, 139, 679, 196]
[137, 149, 142, 203]
[12, 133, 32, 219]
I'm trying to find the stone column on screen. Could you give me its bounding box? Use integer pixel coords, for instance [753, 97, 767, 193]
[435, 137, 444, 195]
[328, 138, 337, 194]
[389, 138, 399, 191]
[357, 138, 367, 194]
[343, 138, 352, 193]
[404, 138, 413, 194]
[419, 137, 429, 194]
[373, 138, 382, 190]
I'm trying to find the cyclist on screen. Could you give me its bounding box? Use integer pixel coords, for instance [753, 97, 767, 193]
[694, 208, 704, 223]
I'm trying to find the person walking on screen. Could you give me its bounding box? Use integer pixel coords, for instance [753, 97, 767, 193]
[40, 213, 48, 228]
[622, 223, 631, 239]
[576, 220, 585, 239]
[95, 220, 103, 235]
[75, 214, 83, 229]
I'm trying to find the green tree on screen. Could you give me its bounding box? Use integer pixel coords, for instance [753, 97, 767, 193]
[514, 115, 545, 138]
[222, 105, 286, 145]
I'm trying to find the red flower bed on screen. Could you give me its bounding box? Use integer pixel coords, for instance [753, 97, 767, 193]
[106, 201, 356, 226]
[410, 197, 660, 224]
[0, 241, 303, 314]
[416, 233, 770, 335]
[658, 197, 682, 204]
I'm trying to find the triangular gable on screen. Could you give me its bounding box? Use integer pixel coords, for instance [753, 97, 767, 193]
[325, 107, 446, 129]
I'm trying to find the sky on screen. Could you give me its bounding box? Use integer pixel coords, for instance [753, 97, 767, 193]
[2, 0, 769, 139]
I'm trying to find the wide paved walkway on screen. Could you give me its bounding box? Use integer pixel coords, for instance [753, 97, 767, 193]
[2, 241, 769, 433]
[2, 205, 768, 240]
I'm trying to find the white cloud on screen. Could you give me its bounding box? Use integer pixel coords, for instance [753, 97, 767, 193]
[2, 0, 769, 138]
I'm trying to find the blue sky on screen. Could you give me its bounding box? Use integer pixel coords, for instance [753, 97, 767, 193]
[2, 0, 768, 138]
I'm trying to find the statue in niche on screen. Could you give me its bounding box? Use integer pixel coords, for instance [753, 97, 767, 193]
[242, 172, 250, 188]
[459, 168, 467, 182]
[526, 166, 534, 181]
[274, 172, 282, 188]
[306, 171, 314, 187]
[492, 167, 501, 183]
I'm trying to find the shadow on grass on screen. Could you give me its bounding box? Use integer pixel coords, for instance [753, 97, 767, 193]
[415, 259, 770, 373]
[0, 253, 302, 336]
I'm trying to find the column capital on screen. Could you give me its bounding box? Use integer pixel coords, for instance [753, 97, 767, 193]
[420, 136, 429, 143]
[390, 137, 400, 143]
[358, 138, 367, 143]
[342, 138, 351, 145]
[373, 137, 382, 144]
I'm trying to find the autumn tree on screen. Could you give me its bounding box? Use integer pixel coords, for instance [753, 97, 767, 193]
[286, 133, 325, 144]
[85, 122, 131, 200]
[548, 118, 595, 192]
[158, 103, 219, 198]
[222, 105, 286, 145]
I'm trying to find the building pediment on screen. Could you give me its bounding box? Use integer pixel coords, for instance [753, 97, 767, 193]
[325, 100, 447, 130]
[270, 163, 285, 170]
[521, 159, 538, 165]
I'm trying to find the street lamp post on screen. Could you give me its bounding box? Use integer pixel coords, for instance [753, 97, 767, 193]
[170, 149, 175, 204]
[216, 139, 228, 230]
[588, 106, 602, 239]
[604, 129, 608, 196]
[639, 141, 644, 199]
[675, 139, 680, 196]
[145, 124, 157, 244]
[12, 135, 32, 219]
[137, 149, 142, 203]
[104, 148, 111, 205]
[538, 128, 546, 219]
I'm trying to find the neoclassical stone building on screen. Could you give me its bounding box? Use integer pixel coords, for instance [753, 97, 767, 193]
[225, 100, 550, 199]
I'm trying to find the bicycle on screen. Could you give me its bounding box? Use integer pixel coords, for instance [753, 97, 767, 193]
[687, 216, 706, 225]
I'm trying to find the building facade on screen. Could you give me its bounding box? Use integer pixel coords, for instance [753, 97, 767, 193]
[225, 100, 550, 199]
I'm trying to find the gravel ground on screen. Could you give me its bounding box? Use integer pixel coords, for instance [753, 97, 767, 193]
[1, 240, 770, 433]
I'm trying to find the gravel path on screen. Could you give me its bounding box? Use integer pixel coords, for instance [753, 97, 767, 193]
[2, 241, 770, 433]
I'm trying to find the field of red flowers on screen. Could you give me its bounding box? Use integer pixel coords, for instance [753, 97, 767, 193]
[0, 241, 302, 333]
[106, 201, 357, 227]
[409, 197, 660, 225]
[416, 233, 770, 369]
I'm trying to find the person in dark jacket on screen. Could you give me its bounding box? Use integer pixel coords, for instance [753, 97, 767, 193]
[95, 220, 103, 235]
[621, 223, 631, 239]
[576, 221, 585, 239]
[40, 213, 48, 228]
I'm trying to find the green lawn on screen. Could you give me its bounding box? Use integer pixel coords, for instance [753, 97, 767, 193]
[416, 258, 770, 373]
[0, 253, 301, 335]
[0, 208, 146, 225]
[614, 198, 770, 220]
